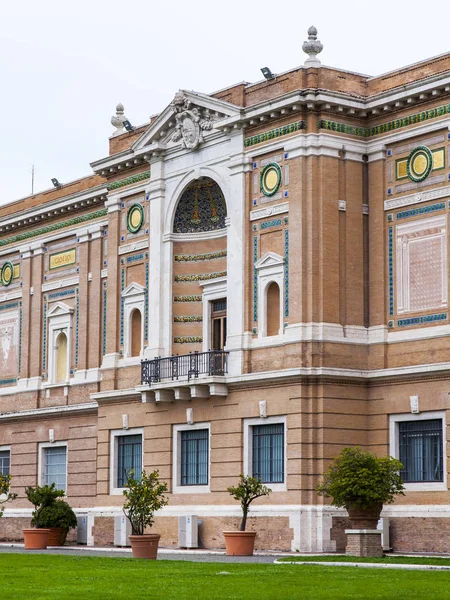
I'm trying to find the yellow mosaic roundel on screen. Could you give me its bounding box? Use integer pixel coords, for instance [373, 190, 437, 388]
[260, 163, 282, 197]
[127, 203, 144, 234]
[412, 153, 427, 176]
[130, 209, 141, 229]
[407, 146, 433, 182]
[1, 261, 13, 286]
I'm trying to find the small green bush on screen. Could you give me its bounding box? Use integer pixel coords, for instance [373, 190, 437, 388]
[25, 483, 65, 528]
[0, 474, 17, 517]
[35, 500, 77, 530]
[123, 470, 169, 535]
[227, 475, 271, 531]
[316, 447, 405, 510]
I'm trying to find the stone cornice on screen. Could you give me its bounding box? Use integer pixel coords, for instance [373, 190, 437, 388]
[0, 185, 107, 233]
[0, 209, 108, 249]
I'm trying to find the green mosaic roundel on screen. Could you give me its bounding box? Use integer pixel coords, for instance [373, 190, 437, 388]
[1, 261, 14, 286]
[127, 203, 144, 234]
[406, 145, 433, 183]
[260, 162, 282, 197]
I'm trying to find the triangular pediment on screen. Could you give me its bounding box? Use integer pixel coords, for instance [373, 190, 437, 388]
[132, 90, 241, 152]
[47, 301, 73, 317]
[255, 252, 285, 269]
[122, 282, 145, 297]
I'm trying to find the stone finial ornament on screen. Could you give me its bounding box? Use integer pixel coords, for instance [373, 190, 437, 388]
[111, 102, 127, 136]
[302, 25, 323, 67]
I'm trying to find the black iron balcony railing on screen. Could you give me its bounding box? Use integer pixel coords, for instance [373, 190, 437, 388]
[141, 350, 229, 385]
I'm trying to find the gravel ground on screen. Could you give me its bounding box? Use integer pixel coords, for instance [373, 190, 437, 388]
[0, 544, 284, 563]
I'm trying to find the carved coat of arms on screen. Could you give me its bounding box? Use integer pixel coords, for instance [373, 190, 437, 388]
[171, 92, 215, 150]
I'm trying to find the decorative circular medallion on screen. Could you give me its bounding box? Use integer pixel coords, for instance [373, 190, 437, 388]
[1, 261, 14, 287]
[127, 203, 144, 234]
[260, 163, 282, 197]
[406, 146, 433, 183]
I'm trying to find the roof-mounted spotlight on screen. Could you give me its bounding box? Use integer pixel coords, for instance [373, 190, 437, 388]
[261, 67, 275, 81]
[123, 119, 134, 132]
[51, 178, 61, 188]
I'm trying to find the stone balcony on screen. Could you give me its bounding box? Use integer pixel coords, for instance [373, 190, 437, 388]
[138, 350, 229, 402]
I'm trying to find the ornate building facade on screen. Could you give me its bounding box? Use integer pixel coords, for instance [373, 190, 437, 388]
[2, 28, 450, 552]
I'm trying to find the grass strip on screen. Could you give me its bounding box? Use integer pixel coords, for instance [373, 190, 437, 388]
[2, 554, 450, 599]
[278, 555, 450, 566]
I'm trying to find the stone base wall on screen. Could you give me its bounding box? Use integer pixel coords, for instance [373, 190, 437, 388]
[92, 517, 115, 546]
[154, 516, 293, 551]
[345, 530, 383, 557]
[331, 517, 351, 552]
[390, 518, 450, 554]
[0, 517, 32, 542]
[0, 515, 293, 551]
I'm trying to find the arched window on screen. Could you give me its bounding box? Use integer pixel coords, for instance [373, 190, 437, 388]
[56, 332, 68, 383]
[266, 282, 280, 337]
[130, 309, 142, 357]
[173, 177, 227, 233]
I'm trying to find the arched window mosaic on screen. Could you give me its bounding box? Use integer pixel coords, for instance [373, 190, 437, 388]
[173, 178, 227, 234]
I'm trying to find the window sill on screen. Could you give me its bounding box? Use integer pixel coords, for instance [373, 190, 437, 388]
[172, 485, 211, 495]
[403, 482, 447, 492]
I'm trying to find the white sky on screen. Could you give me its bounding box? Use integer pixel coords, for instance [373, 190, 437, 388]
[1, 0, 449, 204]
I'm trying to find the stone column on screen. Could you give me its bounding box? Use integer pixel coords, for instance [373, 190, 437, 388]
[18, 245, 32, 381]
[102, 195, 121, 369]
[76, 228, 90, 372]
[144, 157, 166, 359]
[88, 225, 103, 371]
[29, 242, 45, 379]
[226, 135, 252, 377]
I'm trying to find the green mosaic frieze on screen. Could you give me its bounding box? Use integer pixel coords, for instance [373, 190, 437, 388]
[244, 121, 306, 148]
[318, 102, 450, 138]
[107, 171, 150, 191]
[174, 271, 227, 282]
[173, 336, 203, 344]
[174, 250, 227, 262]
[174, 315, 203, 323]
[173, 295, 202, 302]
[0, 209, 108, 249]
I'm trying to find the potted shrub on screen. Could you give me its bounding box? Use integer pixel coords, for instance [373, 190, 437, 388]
[0, 474, 17, 517]
[23, 483, 65, 549]
[37, 499, 78, 546]
[224, 474, 271, 556]
[316, 447, 405, 528]
[123, 469, 169, 559]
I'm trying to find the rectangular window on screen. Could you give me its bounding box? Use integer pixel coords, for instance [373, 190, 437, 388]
[180, 429, 209, 486]
[44, 446, 67, 493]
[211, 299, 227, 351]
[399, 419, 443, 482]
[0, 450, 10, 477]
[252, 423, 284, 483]
[117, 434, 142, 488]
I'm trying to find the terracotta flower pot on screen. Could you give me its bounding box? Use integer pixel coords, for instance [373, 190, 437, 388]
[129, 534, 161, 559]
[346, 503, 383, 529]
[23, 529, 51, 550]
[47, 528, 68, 546]
[223, 531, 256, 556]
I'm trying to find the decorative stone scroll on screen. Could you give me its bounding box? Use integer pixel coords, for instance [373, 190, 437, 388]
[170, 92, 216, 150]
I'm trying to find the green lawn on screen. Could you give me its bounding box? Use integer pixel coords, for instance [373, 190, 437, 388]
[2, 554, 450, 599]
[279, 554, 450, 566]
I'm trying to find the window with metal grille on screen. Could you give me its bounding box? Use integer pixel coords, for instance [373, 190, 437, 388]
[252, 423, 284, 483]
[399, 419, 443, 482]
[0, 450, 10, 477]
[180, 429, 209, 486]
[44, 446, 67, 493]
[117, 434, 142, 488]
